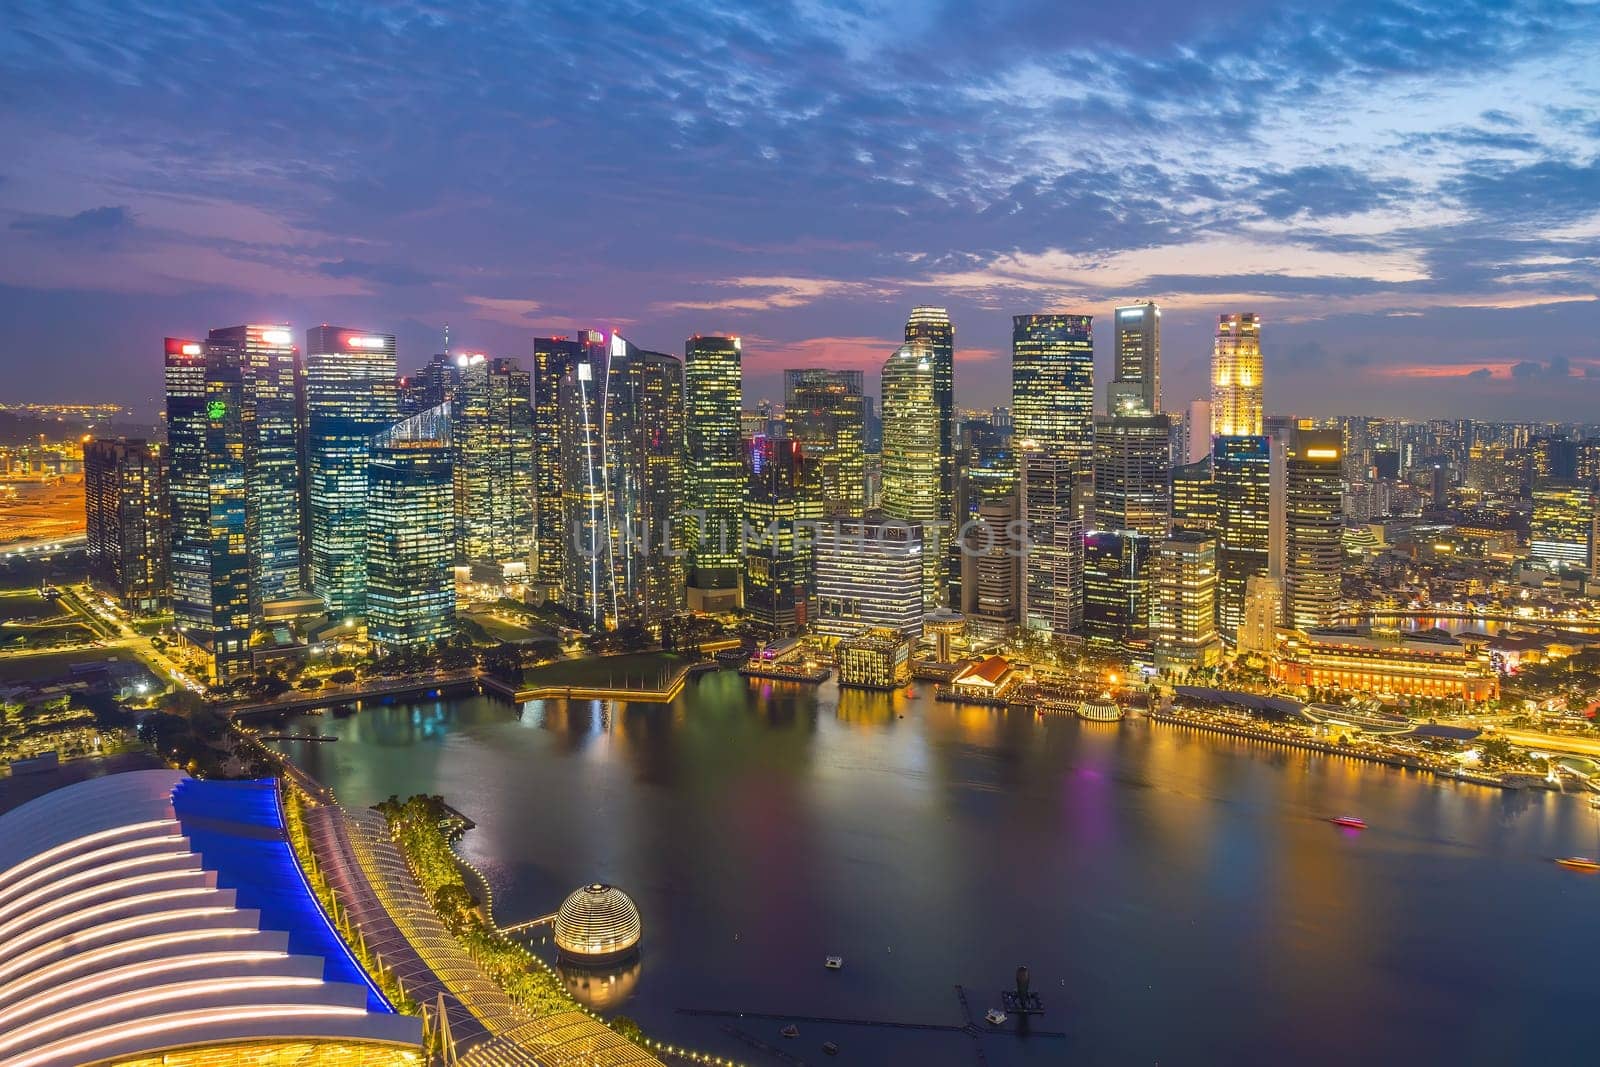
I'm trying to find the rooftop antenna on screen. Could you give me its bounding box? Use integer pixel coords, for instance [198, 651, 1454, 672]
[443, 322, 450, 359]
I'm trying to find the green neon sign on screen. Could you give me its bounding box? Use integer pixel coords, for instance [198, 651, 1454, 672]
[207, 399, 227, 420]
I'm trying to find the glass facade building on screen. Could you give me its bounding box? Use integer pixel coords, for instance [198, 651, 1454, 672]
[815, 517, 925, 638]
[1284, 427, 1345, 629]
[452, 354, 534, 574]
[1012, 313, 1095, 461]
[881, 342, 945, 607]
[1020, 450, 1084, 635]
[1210, 313, 1263, 438]
[84, 437, 168, 612]
[783, 368, 866, 516]
[1083, 530, 1153, 654]
[1111, 301, 1160, 415]
[1153, 530, 1221, 672]
[1092, 413, 1172, 539]
[684, 335, 745, 597]
[1214, 434, 1272, 638]
[366, 404, 455, 647]
[745, 436, 822, 635]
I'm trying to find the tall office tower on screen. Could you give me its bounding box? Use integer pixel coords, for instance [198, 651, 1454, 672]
[1083, 530, 1153, 654]
[1110, 301, 1160, 415]
[533, 334, 590, 592]
[784, 369, 866, 515]
[1185, 399, 1212, 463]
[204, 324, 304, 608]
[684, 334, 745, 608]
[1213, 435, 1272, 638]
[164, 337, 251, 680]
[84, 438, 168, 612]
[451, 354, 533, 581]
[1237, 573, 1284, 654]
[959, 497, 1021, 637]
[904, 306, 956, 521]
[1152, 531, 1221, 673]
[1012, 314, 1095, 454]
[397, 352, 459, 415]
[304, 327, 397, 618]
[554, 333, 686, 629]
[815, 517, 926, 637]
[745, 436, 822, 635]
[1092, 413, 1172, 538]
[1530, 479, 1597, 572]
[1531, 436, 1578, 482]
[1576, 437, 1600, 487]
[366, 404, 455, 647]
[1210, 313, 1263, 438]
[1284, 428, 1344, 629]
[1020, 450, 1084, 635]
[955, 416, 1016, 530]
[881, 343, 945, 607]
[1172, 456, 1217, 535]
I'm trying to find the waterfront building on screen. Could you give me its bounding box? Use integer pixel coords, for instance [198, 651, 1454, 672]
[1020, 449, 1084, 635]
[881, 342, 945, 607]
[1012, 313, 1094, 469]
[452, 354, 534, 583]
[1210, 313, 1263, 438]
[1284, 427, 1345, 629]
[783, 368, 865, 515]
[84, 437, 168, 612]
[904, 305, 956, 550]
[1237, 573, 1284, 654]
[1214, 434, 1272, 638]
[836, 627, 912, 688]
[164, 335, 252, 679]
[1083, 529, 1153, 654]
[0, 770, 423, 1067]
[554, 883, 643, 963]
[305, 326, 397, 618]
[366, 404, 455, 647]
[814, 516, 925, 637]
[1172, 456, 1217, 535]
[1530, 479, 1597, 573]
[684, 334, 745, 608]
[1272, 626, 1499, 702]
[745, 436, 822, 635]
[1110, 300, 1160, 414]
[1092, 413, 1172, 538]
[624, 345, 689, 625]
[1153, 531, 1221, 672]
[959, 496, 1021, 637]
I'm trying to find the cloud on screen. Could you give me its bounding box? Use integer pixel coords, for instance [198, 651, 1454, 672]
[1252, 166, 1411, 221]
[317, 258, 434, 287]
[653, 276, 892, 313]
[10, 205, 134, 241]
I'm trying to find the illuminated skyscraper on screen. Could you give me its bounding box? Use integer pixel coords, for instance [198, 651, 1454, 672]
[451, 354, 533, 581]
[783, 369, 866, 515]
[959, 497, 1021, 637]
[684, 334, 745, 608]
[1083, 530, 1153, 654]
[1153, 531, 1221, 672]
[1020, 450, 1083, 635]
[1284, 428, 1345, 629]
[1110, 301, 1160, 415]
[164, 336, 250, 679]
[904, 305, 955, 523]
[745, 436, 822, 635]
[815, 517, 925, 637]
[881, 342, 944, 607]
[366, 404, 455, 647]
[397, 351, 458, 415]
[1012, 314, 1095, 460]
[1214, 434, 1272, 637]
[1530, 479, 1597, 572]
[305, 327, 397, 617]
[204, 324, 305, 607]
[1210, 313, 1263, 438]
[1172, 456, 1217, 535]
[1092, 413, 1172, 539]
[534, 333, 606, 594]
[84, 437, 168, 613]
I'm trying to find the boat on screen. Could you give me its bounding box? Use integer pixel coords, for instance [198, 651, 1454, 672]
[1556, 856, 1600, 872]
[985, 1009, 1007, 1026]
[1589, 796, 1600, 810]
[905, 686, 917, 698]
[1329, 816, 1367, 830]
[823, 1042, 839, 1056]
[824, 955, 843, 970]
[781, 1025, 799, 1039]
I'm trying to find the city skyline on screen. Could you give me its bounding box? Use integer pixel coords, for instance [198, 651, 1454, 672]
[1, 1, 1598, 418]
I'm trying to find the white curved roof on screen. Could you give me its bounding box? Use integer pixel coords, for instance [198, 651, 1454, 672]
[0, 769, 421, 1067]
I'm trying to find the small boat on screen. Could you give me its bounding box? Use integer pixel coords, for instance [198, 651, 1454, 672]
[781, 1025, 799, 1039]
[905, 686, 917, 698]
[1556, 856, 1600, 872]
[822, 1042, 839, 1056]
[1329, 816, 1367, 830]
[824, 955, 843, 970]
[985, 1009, 1007, 1026]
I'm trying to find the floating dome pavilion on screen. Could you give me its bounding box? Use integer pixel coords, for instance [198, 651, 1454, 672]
[553, 883, 642, 963]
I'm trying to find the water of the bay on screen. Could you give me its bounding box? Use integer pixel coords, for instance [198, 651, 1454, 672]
[270, 671, 1600, 1066]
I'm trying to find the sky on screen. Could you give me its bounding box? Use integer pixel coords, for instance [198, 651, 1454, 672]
[1, 0, 1597, 420]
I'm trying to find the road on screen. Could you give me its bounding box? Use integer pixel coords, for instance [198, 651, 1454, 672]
[1497, 728, 1600, 759]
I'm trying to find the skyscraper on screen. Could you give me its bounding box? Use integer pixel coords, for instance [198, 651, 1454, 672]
[1210, 313, 1263, 438]
[204, 324, 304, 608]
[684, 334, 744, 608]
[1184, 398, 1213, 464]
[1110, 301, 1160, 415]
[1083, 530, 1153, 654]
[1153, 531, 1221, 673]
[783, 369, 866, 515]
[1020, 451, 1084, 635]
[366, 404, 455, 647]
[1092, 413, 1172, 538]
[397, 352, 459, 415]
[1530, 479, 1597, 572]
[815, 517, 925, 637]
[164, 336, 250, 679]
[904, 305, 956, 535]
[959, 497, 1021, 637]
[452, 354, 534, 580]
[1012, 314, 1095, 457]
[1284, 427, 1344, 629]
[305, 327, 397, 618]
[881, 342, 944, 607]
[1214, 434, 1272, 638]
[1172, 456, 1217, 535]
[84, 438, 168, 613]
[745, 436, 822, 635]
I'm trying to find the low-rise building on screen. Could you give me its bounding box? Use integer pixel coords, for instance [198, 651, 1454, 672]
[1271, 625, 1498, 702]
[836, 628, 911, 689]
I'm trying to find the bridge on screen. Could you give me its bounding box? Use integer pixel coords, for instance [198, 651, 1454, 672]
[499, 912, 559, 935]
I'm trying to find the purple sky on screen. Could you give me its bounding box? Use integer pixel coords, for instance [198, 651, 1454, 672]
[1, 0, 1597, 419]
